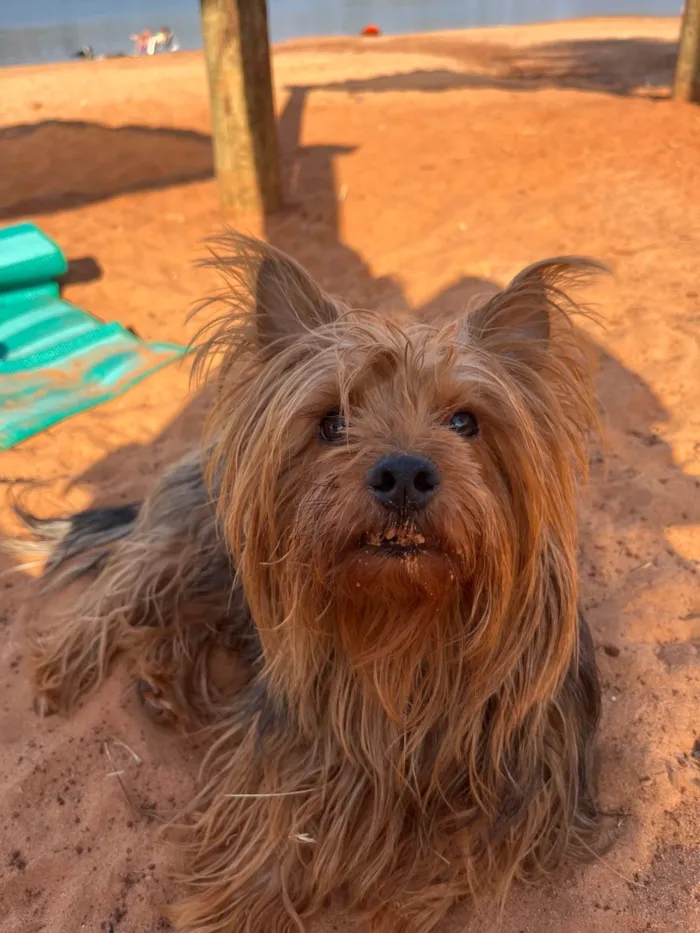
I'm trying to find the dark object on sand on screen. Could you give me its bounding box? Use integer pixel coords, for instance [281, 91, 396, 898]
[60, 257, 103, 288]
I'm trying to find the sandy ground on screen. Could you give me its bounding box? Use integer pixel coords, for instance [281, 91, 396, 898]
[1, 15, 699, 933]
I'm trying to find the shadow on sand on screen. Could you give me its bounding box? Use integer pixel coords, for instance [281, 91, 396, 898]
[0, 35, 678, 220]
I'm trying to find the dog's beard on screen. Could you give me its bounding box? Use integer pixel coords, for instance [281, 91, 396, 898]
[280, 520, 472, 723]
[333, 587, 465, 724]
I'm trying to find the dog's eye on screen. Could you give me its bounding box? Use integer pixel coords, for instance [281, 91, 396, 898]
[449, 410, 479, 438]
[319, 410, 347, 443]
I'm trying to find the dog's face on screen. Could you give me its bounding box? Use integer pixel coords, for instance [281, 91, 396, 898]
[262, 315, 531, 603]
[201, 238, 599, 672]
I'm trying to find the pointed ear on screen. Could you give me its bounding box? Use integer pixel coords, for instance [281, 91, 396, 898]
[254, 247, 341, 349]
[192, 234, 345, 384]
[464, 257, 607, 358]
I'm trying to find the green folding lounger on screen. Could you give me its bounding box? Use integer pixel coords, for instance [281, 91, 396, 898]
[0, 223, 186, 450]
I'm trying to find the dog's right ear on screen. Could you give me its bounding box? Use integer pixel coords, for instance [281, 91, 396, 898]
[195, 234, 342, 379]
[254, 248, 341, 349]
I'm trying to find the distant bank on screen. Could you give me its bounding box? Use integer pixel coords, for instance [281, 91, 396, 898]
[0, 0, 681, 67]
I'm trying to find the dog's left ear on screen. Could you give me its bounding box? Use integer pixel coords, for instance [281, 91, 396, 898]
[464, 257, 605, 359]
[254, 248, 341, 349]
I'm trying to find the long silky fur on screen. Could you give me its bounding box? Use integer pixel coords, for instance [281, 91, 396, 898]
[17, 233, 606, 933]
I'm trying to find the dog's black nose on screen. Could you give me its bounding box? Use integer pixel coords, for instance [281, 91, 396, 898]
[366, 454, 439, 512]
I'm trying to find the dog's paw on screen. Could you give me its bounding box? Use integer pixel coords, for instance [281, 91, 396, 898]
[137, 679, 178, 727]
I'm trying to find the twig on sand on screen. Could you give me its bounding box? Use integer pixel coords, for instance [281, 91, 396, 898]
[102, 740, 162, 822]
[108, 735, 143, 764]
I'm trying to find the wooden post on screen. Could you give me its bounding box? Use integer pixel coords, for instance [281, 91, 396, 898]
[199, 0, 282, 219]
[674, 0, 700, 102]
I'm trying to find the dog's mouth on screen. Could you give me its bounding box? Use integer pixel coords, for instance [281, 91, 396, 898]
[360, 525, 431, 557]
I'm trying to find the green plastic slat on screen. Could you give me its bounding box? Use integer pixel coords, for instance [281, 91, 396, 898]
[0, 222, 68, 291]
[0, 301, 98, 346]
[0, 282, 60, 315]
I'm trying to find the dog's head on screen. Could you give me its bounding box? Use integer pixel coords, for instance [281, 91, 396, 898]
[197, 236, 601, 701]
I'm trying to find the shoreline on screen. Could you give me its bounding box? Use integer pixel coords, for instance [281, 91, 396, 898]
[0, 15, 681, 74]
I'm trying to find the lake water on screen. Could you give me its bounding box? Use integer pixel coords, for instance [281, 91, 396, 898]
[0, 0, 681, 68]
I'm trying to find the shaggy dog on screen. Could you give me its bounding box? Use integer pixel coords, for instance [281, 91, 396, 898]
[18, 236, 604, 932]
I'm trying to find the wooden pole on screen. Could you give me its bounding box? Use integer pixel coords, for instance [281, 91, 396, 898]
[674, 0, 700, 102]
[199, 0, 282, 219]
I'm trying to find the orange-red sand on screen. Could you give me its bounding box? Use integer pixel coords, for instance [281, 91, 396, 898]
[1, 17, 699, 933]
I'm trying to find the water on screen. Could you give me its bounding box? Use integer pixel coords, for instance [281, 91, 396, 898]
[0, 0, 681, 67]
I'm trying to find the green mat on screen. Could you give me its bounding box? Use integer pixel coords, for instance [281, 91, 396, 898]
[0, 223, 186, 451]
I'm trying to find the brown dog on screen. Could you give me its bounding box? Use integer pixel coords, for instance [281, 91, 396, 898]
[18, 235, 605, 933]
